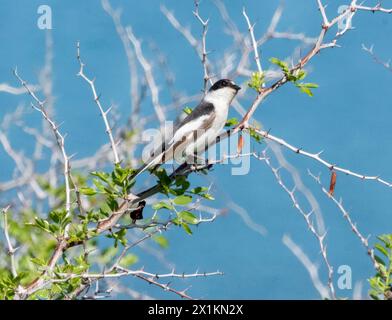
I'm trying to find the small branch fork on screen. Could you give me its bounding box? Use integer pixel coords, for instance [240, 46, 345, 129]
[193, 0, 213, 91]
[362, 44, 392, 73]
[161, 3, 213, 92]
[282, 234, 330, 299]
[264, 152, 336, 299]
[308, 170, 379, 272]
[13, 69, 72, 237]
[242, 8, 263, 76]
[76, 42, 120, 164]
[125, 28, 166, 124]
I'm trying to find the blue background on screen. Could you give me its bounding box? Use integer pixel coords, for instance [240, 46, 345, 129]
[1, 0, 391, 299]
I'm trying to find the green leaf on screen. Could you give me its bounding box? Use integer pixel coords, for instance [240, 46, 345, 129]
[302, 83, 319, 88]
[33, 217, 51, 233]
[201, 193, 214, 200]
[30, 257, 47, 267]
[247, 71, 265, 92]
[119, 254, 138, 267]
[80, 187, 97, 196]
[298, 85, 313, 97]
[183, 106, 193, 115]
[375, 243, 389, 257]
[152, 201, 174, 211]
[181, 222, 193, 235]
[270, 57, 289, 73]
[377, 234, 392, 248]
[178, 211, 198, 225]
[153, 235, 169, 249]
[248, 127, 263, 143]
[374, 255, 386, 267]
[170, 176, 191, 196]
[294, 69, 307, 81]
[190, 187, 209, 194]
[92, 179, 105, 192]
[173, 195, 192, 205]
[225, 117, 239, 127]
[106, 196, 119, 211]
[296, 83, 319, 97]
[91, 171, 110, 183]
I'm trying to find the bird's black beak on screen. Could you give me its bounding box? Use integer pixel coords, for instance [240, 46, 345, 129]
[232, 84, 241, 91]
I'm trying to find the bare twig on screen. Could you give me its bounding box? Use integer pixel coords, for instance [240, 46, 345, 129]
[0, 83, 40, 95]
[60, 268, 222, 300]
[254, 127, 392, 188]
[13, 69, 72, 230]
[0, 129, 44, 198]
[101, 0, 141, 125]
[282, 234, 330, 299]
[193, 0, 213, 91]
[242, 8, 263, 75]
[308, 170, 379, 271]
[76, 42, 120, 164]
[362, 44, 392, 73]
[126, 27, 166, 124]
[2, 206, 17, 278]
[161, 4, 214, 91]
[60, 268, 223, 281]
[264, 152, 335, 299]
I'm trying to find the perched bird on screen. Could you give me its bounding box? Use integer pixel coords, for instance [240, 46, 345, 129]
[134, 79, 241, 177]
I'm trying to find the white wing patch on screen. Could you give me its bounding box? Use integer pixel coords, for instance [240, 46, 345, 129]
[169, 114, 211, 146]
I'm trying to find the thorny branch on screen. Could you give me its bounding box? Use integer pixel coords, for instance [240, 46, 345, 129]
[242, 8, 263, 76]
[252, 127, 392, 188]
[264, 151, 335, 299]
[13, 69, 72, 237]
[308, 170, 379, 271]
[125, 27, 166, 124]
[193, 0, 213, 91]
[76, 42, 121, 164]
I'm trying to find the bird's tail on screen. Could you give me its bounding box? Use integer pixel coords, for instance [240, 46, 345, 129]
[131, 152, 165, 180]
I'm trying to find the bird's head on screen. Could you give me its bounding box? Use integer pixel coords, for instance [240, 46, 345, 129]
[206, 79, 241, 105]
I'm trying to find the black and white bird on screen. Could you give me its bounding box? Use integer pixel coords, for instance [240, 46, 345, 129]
[134, 79, 241, 178]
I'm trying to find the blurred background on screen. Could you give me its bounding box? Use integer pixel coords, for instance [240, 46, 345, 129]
[0, 0, 391, 299]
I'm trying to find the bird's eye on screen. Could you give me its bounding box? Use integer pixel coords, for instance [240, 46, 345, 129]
[222, 80, 227, 86]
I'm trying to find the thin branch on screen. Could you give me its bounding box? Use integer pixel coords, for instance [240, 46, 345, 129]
[254, 127, 392, 188]
[317, 0, 329, 26]
[0, 130, 44, 197]
[60, 268, 223, 281]
[60, 268, 222, 300]
[282, 234, 330, 299]
[264, 152, 335, 299]
[101, 0, 141, 126]
[242, 8, 263, 75]
[362, 44, 392, 73]
[13, 69, 72, 233]
[0, 83, 40, 95]
[125, 27, 166, 124]
[76, 42, 120, 164]
[2, 206, 17, 278]
[193, 0, 213, 91]
[355, 3, 392, 14]
[308, 170, 379, 271]
[161, 4, 213, 91]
